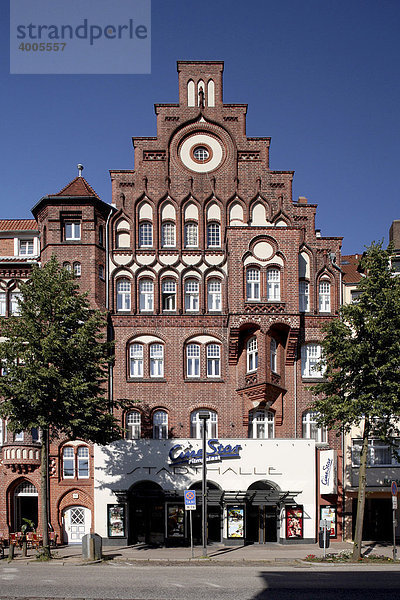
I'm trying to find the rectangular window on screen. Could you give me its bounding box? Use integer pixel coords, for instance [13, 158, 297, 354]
[10, 292, 22, 315]
[162, 280, 176, 311]
[129, 344, 143, 378]
[301, 344, 323, 378]
[64, 221, 81, 241]
[161, 223, 176, 247]
[184, 280, 199, 312]
[150, 344, 164, 378]
[19, 239, 34, 255]
[207, 223, 220, 248]
[207, 280, 221, 312]
[63, 447, 75, 478]
[352, 439, 400, 467]
[14, 431, 24, 442]
[299, 281, 309, 312]
[246, 269, 260, 301]
[207, 344, 221, 377]
[139, 222, 153, 247]
[77, 447, 89, 478]
[139, 280, 154, 312]
[185, 223, 198, 247]
[267, 269, 280, 301]
[187, 344, 200, 378]
[319, 281, 331, 312]
[0, 292, 6, 316]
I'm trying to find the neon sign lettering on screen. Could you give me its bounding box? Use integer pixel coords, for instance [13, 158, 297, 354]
[169, 439, 242, 466]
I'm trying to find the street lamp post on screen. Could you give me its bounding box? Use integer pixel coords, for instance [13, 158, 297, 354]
[198, 411, 210, 558]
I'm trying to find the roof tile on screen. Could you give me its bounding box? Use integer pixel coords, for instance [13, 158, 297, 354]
[0, 219, 38, 232]
[54, 177, 100, 199]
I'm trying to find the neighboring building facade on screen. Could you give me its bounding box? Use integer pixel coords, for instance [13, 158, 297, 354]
[1, 61, 344, 545]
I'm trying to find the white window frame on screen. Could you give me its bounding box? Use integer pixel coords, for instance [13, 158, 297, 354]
[153, 410, 168, 440]
[64, 221, 81, 241]
[14, 431, 24, 442]
[126, 411, 141, 440]
[150, 344, 164, 378]
[10, 292, 22, 316]
[62, 446, 75, 478]
[139, 222, 153, 247]
[267, 268, 280, 301]
[73, 262, 81, 277]
[161, 222, 176, 247]
[249, 410, 275, 439]
[207, 223, 221, 248]
[352, 438, 400, 467]
[319, 281, 331, 312]
[247, 336, 258, 373]
[302, 410, 327, 443]
[139, 279, 154, 312]
[190, 410, 218, 439]
[116, 279, 131, 312]
[207, 344, 221, 378]
[184, 279, 199, 312]
[301, 343, 323, 378]
[184, 222, 198, 248]
[77, 446, 89, 478]
[129, 343, 144, 378]
[187, 343, 200, 378]
[207, 279, 222, 312]
[162, 279, 176, 312]
[0, 292, 6, 316]
[246, 268, 260, 301]
[299, 281, 309, 312]
[18, 239, 34, 256]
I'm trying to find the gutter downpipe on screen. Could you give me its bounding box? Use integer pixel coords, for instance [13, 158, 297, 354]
[105, 206, 115, 415]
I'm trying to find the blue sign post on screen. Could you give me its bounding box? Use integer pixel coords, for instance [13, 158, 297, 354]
[184, 490, 196, 558]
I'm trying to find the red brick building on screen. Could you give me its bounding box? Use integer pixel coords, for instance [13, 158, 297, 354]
[0, 61, 344, 546]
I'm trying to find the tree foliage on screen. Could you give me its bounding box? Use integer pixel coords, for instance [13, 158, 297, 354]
[0, 256, 119, 442]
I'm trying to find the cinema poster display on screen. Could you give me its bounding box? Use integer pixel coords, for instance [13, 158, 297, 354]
[167, 505, 185, 538]
[320, 505, 337, 538]
[285, 506, 303, 539]
[107, 504, 125, 538]
[227, 506, 244, 539]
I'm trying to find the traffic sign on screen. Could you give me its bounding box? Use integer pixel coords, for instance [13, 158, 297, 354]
[184, 489, 196, 511]
[393, 496, 398, 510]
[391, 481, 398, 497]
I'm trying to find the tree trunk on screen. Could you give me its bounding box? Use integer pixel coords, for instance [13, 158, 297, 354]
[352, 420, 369, 560]
[40, 429, 51, 559]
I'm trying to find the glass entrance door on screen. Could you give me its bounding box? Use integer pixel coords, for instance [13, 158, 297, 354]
[246, 505, 277, 543]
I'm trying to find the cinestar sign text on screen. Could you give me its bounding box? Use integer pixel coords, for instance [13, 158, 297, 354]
[169, 439, 242, 466]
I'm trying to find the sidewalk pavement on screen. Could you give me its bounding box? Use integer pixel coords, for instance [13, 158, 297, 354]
[2, 540, 398, 565]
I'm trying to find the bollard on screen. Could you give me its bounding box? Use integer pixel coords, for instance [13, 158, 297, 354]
[82, 534, 102, 561]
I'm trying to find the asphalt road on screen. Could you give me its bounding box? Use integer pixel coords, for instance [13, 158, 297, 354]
[1, 563, 400, 600]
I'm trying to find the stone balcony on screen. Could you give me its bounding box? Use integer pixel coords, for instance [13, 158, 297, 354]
[1, 444, 41, 473]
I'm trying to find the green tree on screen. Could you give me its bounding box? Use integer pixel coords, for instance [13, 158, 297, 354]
[0, 257, 120, 558]
[311, 242, 400, 560]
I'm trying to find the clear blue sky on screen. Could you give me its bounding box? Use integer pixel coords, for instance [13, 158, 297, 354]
[1, 0, 399, 254]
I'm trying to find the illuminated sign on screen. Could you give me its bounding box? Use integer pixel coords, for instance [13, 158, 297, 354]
[169, 439, 242, 466]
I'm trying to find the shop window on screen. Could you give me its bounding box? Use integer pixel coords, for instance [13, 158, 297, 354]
[302, 410, 327, 443]
[73, 262, 81, 277]
[246, 268, 260, 301]
[116, 279, 131, 312]
[249, 410, 274, 439]
[184, 222, 198, 247]
[139, 222, 153, 247]
[161, 222, 176, 247]
[139, 279, 154, 312]
[77, 446, 89, 478]
[207, 278, 222, 312]
[301, 343, 323, 378]
[190, 410, 218, 438]
[207, 223, 220, 248]
[207, 344, 221, 377]
[129, 343, 143, 378]
[126, 411, 141, 440]
[299, 281, 309, 312]
[184, 279, 199, 312]
[19, 239, 34, 256]
[247, 336, 258, 373]
[319, 281, 331, 312]
[270, 338, 277, 373]
[150, 344, 164, 377]
[64, 221, 81, 241]
[153, 410, 168, 439]
[62, 446, 75, 478]
[267, 268, 280, 301]
[162, 279, 176, 311]
[186, 343, 200, 378]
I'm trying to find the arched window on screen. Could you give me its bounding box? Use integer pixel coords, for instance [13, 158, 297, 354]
[77, 446, 89, 478]
[162, 279, 176, 311]
[186, 343, 200, 378]
[126, 411, 141, 440]
[153, 410, 168, 439]
[302, 410, 327, 443]
[301, 344, 323, 378]
[207, 79, 215, 107]
[207, 344, 221, 378]
[249, 410, 274, 439]
[139, 279, 154, 312]
[246, 268, 260, 301]
[184, 222, 198, 247]
[150, 343, 164, 377]
[190, 410, 218, 438]
[299, 281, 309, 312]
[270, 338, 277, 373]
[129, 343, 144, 378]
[207, 223, 221, 248]
[207, 278, 222, 312]
[184, 279, 199, 312]
[73, 262, 81, 277]
[187, 79, 195, 106]
[139, 222, 153, 247]
[62, 447, 75, 478]
[247, 337, 258, 373]
[161, 222, 176, 247]
[116, 279, 131, 311]
[319, 281, 331, 312]
[63, 261, 71, 272]
[267, 268, 280, 301]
